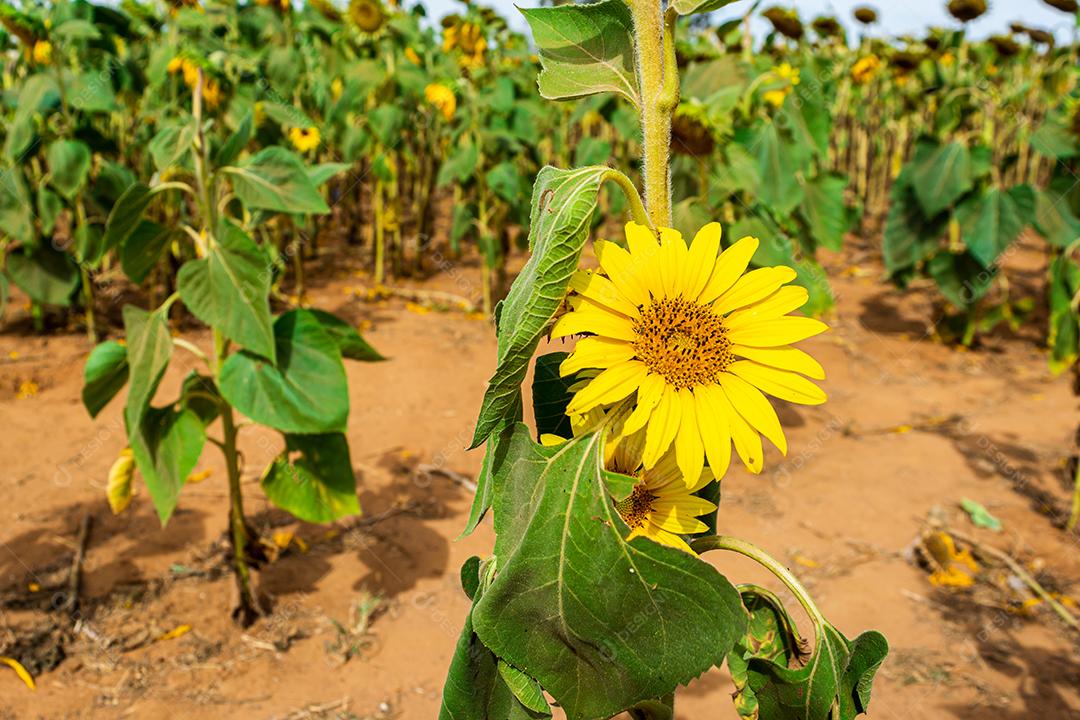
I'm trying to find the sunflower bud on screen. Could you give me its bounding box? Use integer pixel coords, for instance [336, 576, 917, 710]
[107, 448, 136, 515]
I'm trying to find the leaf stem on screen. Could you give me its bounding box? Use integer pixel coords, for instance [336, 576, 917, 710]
[603, 169, 653, 231]
[691, 535, 827, 627]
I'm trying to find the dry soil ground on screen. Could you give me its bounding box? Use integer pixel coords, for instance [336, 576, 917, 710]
[1, 233, 1080, 719]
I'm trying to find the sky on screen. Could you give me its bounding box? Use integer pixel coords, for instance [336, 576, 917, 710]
[418, 0, 1077, 41]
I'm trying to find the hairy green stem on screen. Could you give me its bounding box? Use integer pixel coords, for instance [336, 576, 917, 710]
[691, 535, 826, 627]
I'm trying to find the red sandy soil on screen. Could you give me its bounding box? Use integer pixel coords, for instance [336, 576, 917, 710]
[1, 233, 1079, 719]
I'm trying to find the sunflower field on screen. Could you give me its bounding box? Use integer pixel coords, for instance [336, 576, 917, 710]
[2, 0, 1080, 717]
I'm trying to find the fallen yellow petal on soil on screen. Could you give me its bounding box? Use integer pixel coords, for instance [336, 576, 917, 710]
[157, 624, 192, 642]
[0, 656, 36, 690]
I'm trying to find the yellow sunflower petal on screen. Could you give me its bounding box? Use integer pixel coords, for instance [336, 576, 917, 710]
[698, 235, 759, 304]
[642, 386, 682, 469]
[621, 373, 666, 437]
[569, 269, 640, 318]
[632, 523, 694, 553]
[594, 239, 650, 307]
[728, 360, 828, 405]
[674, 388, 705, 487]
[724, 285, 809, 329]
[566, 360, 648, 414]
[714, 266, 798, 315]
[694, 386, 733, 479]
[625, 222, 665, 297]
[648, 510, 709, 535]
[718, 373, 787, 455]
[730, 344, 826, 380]
[550, 301, 638, 342]
[715, 390, 764, 473]
[652, 495, 718, 517]
[726, 316, 829, 347]
[560, 336, 636, 376]
[684, 222, 722, 301]
[659, 233, 688, 298]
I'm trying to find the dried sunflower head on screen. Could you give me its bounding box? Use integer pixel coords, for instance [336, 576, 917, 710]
[947, 0, 987, 23]
[671, 102, 716, 157]
[854, 6, 878, 24]
[988, 35, 1021, 57]
[811, 16, 844, 40]
[890, 49, 923, 72]
[1026, 27, 1055, 46]
[762, 7, 804, 40]
[1043, 0, 1079, 12]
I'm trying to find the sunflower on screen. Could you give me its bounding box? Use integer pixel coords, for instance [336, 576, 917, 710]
[552, 222, 828, 485]
[1043, 0, 1079, 12]
[946, 0, 986, 23]
[424, 83, 456, 121]
[851, 54, 881, 84]
[853, 6, 877, 24]
[348, 0, 385, 33]
[404, 46, 421, 65]
[31, 39, 51, 65]
[289, 126, 321, 153]
[762, 7, 804, 41]
[762, 62, 799, 108]
[611, 429, 717, 553]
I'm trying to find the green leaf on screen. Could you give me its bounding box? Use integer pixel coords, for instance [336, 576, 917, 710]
[47, 140, 92, 199]
[0, 169, 35, 246]
[910, 141, 973, 217]
[307, 162, 351, 187]
[53, 18, 102, 40]
[472, 426, 746, 719]
[66, 71, 117, 113]
[486, 162, 525, 204]
[74, 223, 106, 266]
[729, 587, 808, 719]
[800, 174, 849, 252]
[180, 372, 221, 426]
[307, 308, 384, 361]
[926, 251, 995, 308]
[261, 433, 360, 523]
[751, 122, 804, 216]
[573, 136, 612, 167]
[531, 352, 576, 439]
[37, 188, 62, 237]
[214, 111, 253, 168]
[6, 245, 79, 306]
[882, 181, 946, 275]
[1033, 188, 1080, 248]
[958, 186, 1032, 268]
[122, 305, 203, 525]
[121, 220, 175, 284]
[960, 498, 1002, 532]
[148, 122, 195, 172]
[670, 0, 737, 17]
[177, 220, 276, 361]
[497, 661, 551, 715]
[470, 165, 614, 448]
[1031, 119, 1080, 159]
[223, 146, 331, 215]
[437, 142, 479, 189]
[82, 340, 129, 418]
[521, 0, 640, 107]
[103, 182, 160, 251]
[1048, 255, 1080, 372]
[219, 309, 349, 434]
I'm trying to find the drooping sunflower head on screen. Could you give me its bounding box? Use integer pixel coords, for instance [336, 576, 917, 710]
[1025, 27, 1055, 46]
[308, 0, 342, 21]
[811, 16, 844, 41]
[552, 222, 828, 487]
[1043, 0, 1079, 12]
[348, 0, 386, 33]
[853, 5, 877, 24]
[670, 102, 715, 157]
[289, 126, 321, 153]
[762, 7, 804, 41]
[988, 34, 1021, 58]
[946, 0, 987, 23]
[424, 83, 456, 121]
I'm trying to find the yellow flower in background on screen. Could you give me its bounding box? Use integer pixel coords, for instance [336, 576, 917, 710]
[775, 62, 800, 85]
[940, 51, 955, 66]
[553, 222, 828, 484]
[612, 430, 717, 553]
[202, 78, 222, 108]
[254, 101, 266, 126]
[289, 126, 321, 152]
[424, 83, 456, 121]
[763, 62, 800, 107]
[405, 46, 421, 65]
[107, 448, 136, 515]
[443, 20, 486, 68]
[851, 54, 880, 84]
[348, 0, 386, 33]
[762, 89, 787, 108]
[331, 77, 344, 101]
[31, 40, 52, 65]
[167, 55, 184, 74]
[180, 58, 199, 87]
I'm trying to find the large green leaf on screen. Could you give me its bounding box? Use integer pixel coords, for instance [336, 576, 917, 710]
[261, 433, 360, 523]
[0, 169, 35, 246]
[65, 70, 117, 113]
[926, 251, 995, 309]
[121, 220, 175, 284]
[520, 0, 640, 107]
[1049, 255, 1080, 372]
[670, 0, 737, 17]
[440, 559, 551, 720]
[6, 245, 79, 307]
[470, 165, 619, 448]
[910, 141, 973, 217]
[5, 74, 58, 159]
[47, 140, 92, 199]
[223, 146, 331, 214]
[882, 181, 946, 275]
[437, 141, 479, 188]
[1031, 119, 1080, 159]
[122, 305, 204, 524]
[728, 587, 808, 719]
[177, 220, 276, 361]
[800, 174, 849, 252]
[219, 309, 349, 434]
[471, 426, 747, 720]
[82, 340, 129, 418]
[103, 182, 163, 251]
[148, 122, 195, 172]
[531, 352, 576, 439]
[307, 309, 384, 361]
[958, 186, 1034, 268]
[750, 123, 804, 217]
[1033, 188, 1080, 249]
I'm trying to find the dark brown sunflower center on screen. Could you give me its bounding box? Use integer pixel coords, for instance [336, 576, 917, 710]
[632, 297, 732, 389]
[615, 483, 656, 530]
